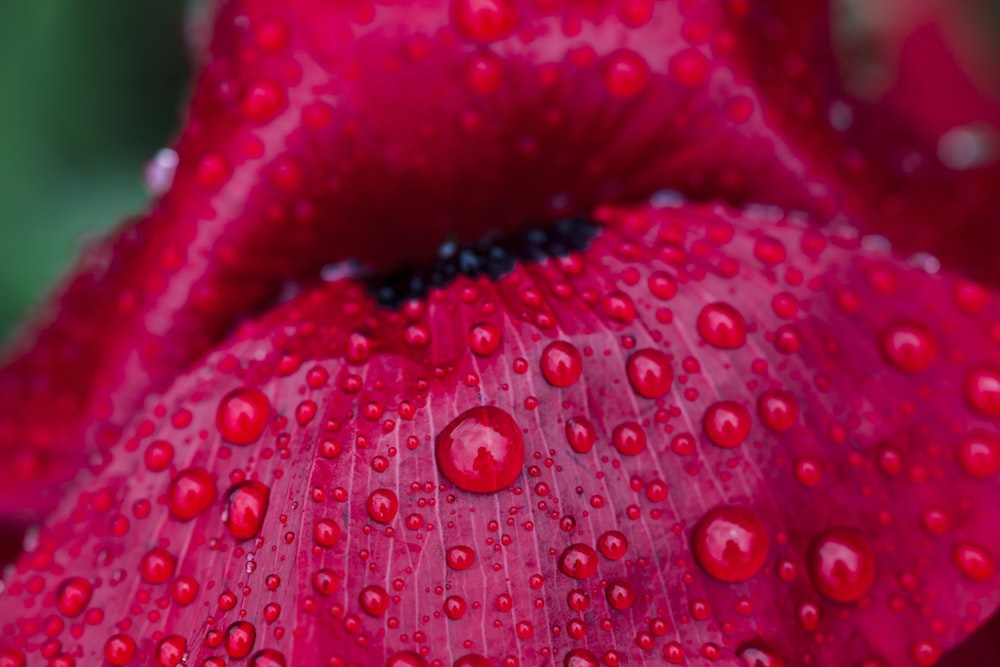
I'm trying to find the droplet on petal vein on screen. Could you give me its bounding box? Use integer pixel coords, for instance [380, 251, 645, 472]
[435, 406, 525, 493]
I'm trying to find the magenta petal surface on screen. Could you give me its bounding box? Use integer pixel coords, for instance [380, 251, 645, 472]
[1, 202, 998, 666]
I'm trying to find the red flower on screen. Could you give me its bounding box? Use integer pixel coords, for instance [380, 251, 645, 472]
[1, 1, 999, 665]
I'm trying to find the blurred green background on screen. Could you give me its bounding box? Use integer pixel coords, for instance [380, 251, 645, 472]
[0, 1, 188, 337]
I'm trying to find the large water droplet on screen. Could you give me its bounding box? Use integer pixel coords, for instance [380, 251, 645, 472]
[602, 49, 650, 98]
[703, 401, 752, 448]
[956, 430, 1000, 478]
[697, 302, 746, 348]
[564, 648, 600, 667]
[217, 388, 270, 445]
[879, 321, 937, 372]
[451, 0, 517, 42]
[953, 542, 994, 582]
[157, 635, 187, 667]
[225, 620, 257, 659]
[808, 529, 876, 603]
[565, 417, 596, 453]
[367, 488, 399, 523]
[435, 406, 525, 493]
[249, 650, 286, 667]
[626, 349, 673, 399]
[167, 467, 217, 521]
[223, 480, 271, 540]
[558, 543, 599, 579]
[540, 340, 583, 387]
[692, 506, 769, 582]
[55, 577, 93, 617]
[736, 642, 785, 667]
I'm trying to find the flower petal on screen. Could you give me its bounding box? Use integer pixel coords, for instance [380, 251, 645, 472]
[2, 200, 999, 666]
[0, 0, 850, 520]
[736, 0, 1000, 283]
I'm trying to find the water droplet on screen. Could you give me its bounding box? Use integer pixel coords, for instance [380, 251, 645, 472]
[167, 467, 217, 521]
[451, 0, 517, 42]
[964, 366, 1000, 417]
[563, 648, 599, 667]
[808, 529, 876, 603]
[465, 51, 504, 94]
[668, 48, 710, 87]
[387, 651, 428, 667]
[55, 577, 92, 617]
[605, 580, 635, 610]
[911, 640, 941, 667]
[249, 649, 286, 667]
[565, 417, 596, 453]
[692, 506, 769, 582]
[359, 584, 391, 616]
[956, 430, 1000, 478]
[626, 349, 673, 398]
[225, 621, 256, 659]
[597, 530, 628, 560]
[703, 401, 752, 448]
[144, 439, 174, 471]
[140, 548, 176, 584]
[447, 545, 476, 570]
[367, 488, 399, 523]
[602, 50, 650, 98]
[736, 642, 785, 667]
[444, 594, 467, 619]
[879, 322, 937, 372]
[540, 341, 583, 387]
[697, 303, 747, 348]
[558, 543, 599, 579]
[217, 388, 270, 445]
[157, 635, 187, 667]
[953, 543, 994, 582]
[612, 421, 647, 456]
[435, 406, 525, 493]
[757, 391, 798, 431]
[144, 148, 178, 196]
[241, 79, 287, 122]
[104, 634, 136, 666]
[310, 518, 340, 549]
[223, 480, 271, 540]
[468, 322, 502, 356]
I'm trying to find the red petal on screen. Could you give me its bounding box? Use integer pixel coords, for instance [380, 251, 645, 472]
[1, 0, 863, 519]
[737, 0, 1000, 282]
[2, 201, 999, 666]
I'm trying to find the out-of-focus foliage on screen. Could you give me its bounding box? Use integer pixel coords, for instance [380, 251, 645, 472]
[0, 1, 187, 336]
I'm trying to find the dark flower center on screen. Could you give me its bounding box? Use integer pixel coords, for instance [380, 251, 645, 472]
[368, 216, 600, 307]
